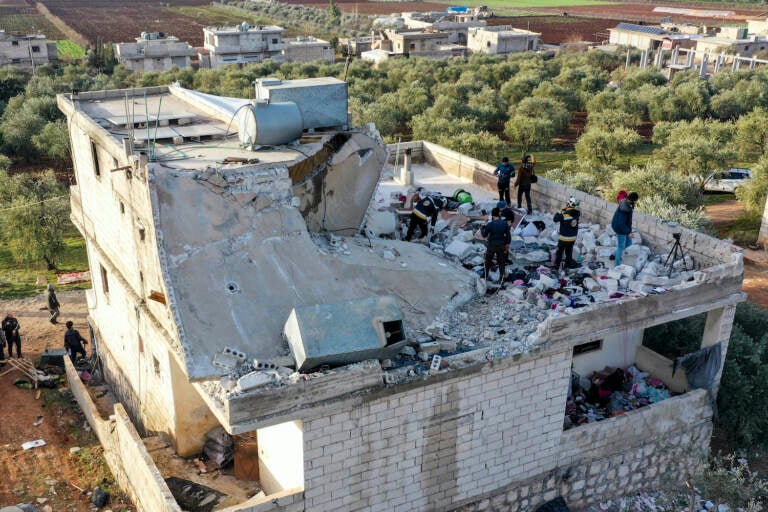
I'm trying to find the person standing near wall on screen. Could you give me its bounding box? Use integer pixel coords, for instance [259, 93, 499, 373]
[553, 197, 580, 271]
[47, 284, 60, 324]
[515, 155, 535, 215]
[611, 192, 639, 266]
[2, 313, 21, 359]
[64, 320, 88, 364]
[493, 157, 515, 205]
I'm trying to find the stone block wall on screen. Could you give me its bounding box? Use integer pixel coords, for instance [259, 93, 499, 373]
[299, 348, 572, 511]
[459, 389, 712, 511]
[65, 358, 182, 512]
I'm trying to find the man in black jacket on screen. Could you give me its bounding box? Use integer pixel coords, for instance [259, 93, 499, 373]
[405, 195, 446, 242]
[481, 208, 511, 282]
[64, 321, 89, 363]
[2, 313, 21, 358]
[553, 197, 581, 270]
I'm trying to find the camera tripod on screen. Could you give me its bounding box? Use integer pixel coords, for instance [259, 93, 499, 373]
[663, 233, 691, 276]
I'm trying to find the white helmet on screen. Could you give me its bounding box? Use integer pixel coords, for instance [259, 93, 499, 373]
[567, 196, 579, 207]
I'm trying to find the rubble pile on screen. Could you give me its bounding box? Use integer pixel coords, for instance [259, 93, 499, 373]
[564, 365, 673, 429]
[423, 202, 696, 297]
[205, 195, 701, 396]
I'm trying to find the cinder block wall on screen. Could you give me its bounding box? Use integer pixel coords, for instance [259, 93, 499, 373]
[388, 141, 742, 270]
[299, 347, 573, 512]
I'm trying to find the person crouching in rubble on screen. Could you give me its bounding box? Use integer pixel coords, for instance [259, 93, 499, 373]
[64, 320, 88, 364]
[553, 196, 581, 271]
[481, 208, 511, 283]
[405, 194, 446, 242]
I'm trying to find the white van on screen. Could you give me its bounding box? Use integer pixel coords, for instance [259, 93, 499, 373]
[703, 168, 752, 193]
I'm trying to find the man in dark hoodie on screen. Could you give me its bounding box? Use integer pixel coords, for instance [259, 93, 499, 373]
[481, 207, 511, 283]
[611, 191, 639, 266]
[493, 157, 515, 205]
[64, 320, 89, 363]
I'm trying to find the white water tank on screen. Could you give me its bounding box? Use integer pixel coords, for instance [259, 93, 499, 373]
[237, 100, 303, 147]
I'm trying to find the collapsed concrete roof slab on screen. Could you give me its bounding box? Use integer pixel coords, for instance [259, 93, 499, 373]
[153, 166, 479, 379]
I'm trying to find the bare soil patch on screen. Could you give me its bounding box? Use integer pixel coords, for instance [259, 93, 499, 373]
[0, 291, 135, 511]
[704, 198, 768, 307]
[487, 15, 620, 44]
[37, 0, 211, 46]
[533, 2, 767, 23]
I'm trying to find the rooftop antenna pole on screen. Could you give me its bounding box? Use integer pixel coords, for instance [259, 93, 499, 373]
[152, 95, 163, 161]
[144, 91, 151, 159]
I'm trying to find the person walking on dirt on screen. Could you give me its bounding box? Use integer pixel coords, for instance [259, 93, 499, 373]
[46, 284, 60, 324]
[2, 313, 21, 358]
[64, 321, 88, 364]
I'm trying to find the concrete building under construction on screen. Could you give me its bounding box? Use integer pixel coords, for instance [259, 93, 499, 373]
[58, 78, 743, 511]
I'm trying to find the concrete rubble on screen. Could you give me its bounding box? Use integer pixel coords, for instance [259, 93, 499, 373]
[204, 186, 702, 403]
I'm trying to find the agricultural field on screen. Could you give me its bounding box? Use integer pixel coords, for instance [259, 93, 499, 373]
[56, 39, 85, 60]
[0, 0, 64, 39]
[37, 0, 211, 46]
[165, 4, 276, 28]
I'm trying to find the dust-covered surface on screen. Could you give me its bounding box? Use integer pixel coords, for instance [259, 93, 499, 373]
[0, 290, 135, 512]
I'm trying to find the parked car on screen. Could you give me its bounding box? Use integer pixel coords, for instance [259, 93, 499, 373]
[703, 168, 752, 193]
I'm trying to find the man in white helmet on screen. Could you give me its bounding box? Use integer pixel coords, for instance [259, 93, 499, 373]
[405, 194, 446, 242]
[553, 196, 581, 270]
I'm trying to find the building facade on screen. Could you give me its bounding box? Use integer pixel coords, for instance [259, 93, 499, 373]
[114, 32, 195, 72]
[203, 22, 286, 67]
[467, 25, 540, 54]
[0, 31, 57, 68]
[59, 82, 743, 511]
[283, 36, 335, 63]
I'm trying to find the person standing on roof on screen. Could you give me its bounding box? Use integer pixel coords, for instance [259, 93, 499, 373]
[611, 191, 639, 266]
[553, 197, 581, 270]
[47, 284, 60, 324]
[2, 312, 20, 359]
[405, 195, 446, 242]
[64, 321, 88, 364]
[481, 207, 511, 283]
[493, 157, 515, 205]
[515, 154, 535, 215]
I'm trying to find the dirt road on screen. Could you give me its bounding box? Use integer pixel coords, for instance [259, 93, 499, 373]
[0, 291, 134, 511]
[704, 198, 768, 307]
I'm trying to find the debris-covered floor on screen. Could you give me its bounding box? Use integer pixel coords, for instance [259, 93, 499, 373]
[202, 162, 699, 417]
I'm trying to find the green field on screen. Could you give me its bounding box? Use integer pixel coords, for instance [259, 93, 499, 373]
[0, 13, 64, 39]
[0, 226, 90, 300]
[57, 39, 85, 60]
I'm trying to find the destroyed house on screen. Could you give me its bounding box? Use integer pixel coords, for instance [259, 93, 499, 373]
[58, 82, 742, 511]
